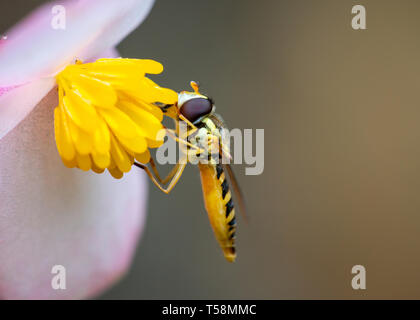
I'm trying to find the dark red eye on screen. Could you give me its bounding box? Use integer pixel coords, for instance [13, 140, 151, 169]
[179, 98, 212, 124]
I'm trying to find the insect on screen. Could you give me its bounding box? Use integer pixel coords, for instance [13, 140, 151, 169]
[134, 81, 247, 262]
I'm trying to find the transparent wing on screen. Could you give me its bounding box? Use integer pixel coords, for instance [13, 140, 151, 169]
[209, 113, 248, 221]
[223, 163, 249, 222]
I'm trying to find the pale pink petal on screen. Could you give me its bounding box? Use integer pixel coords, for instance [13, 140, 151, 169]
[0, 0, 155, 139]
[0, 79, 55, 140]
[0, 0, 155, 86]
[0, 86, 148, 299]
[0, 85, 19, 97]
[0, 0, 154, 298]
[0, 46, 121, 140]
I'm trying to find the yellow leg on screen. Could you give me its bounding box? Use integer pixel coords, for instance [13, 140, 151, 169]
[160, 104, 197, 135]
[165, 128, 203, 152]
[149, 157, 181, 185]
[136, 109, 203, 193]
[134, 156, 187, 194]
[178, 113, 198, 136]
[134, 162, 167, 193]
[163, 161, 187, 193]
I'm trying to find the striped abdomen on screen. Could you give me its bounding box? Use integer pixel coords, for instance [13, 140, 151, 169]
[198, 162, 236, 262]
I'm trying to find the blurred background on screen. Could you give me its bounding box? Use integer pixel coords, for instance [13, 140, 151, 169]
[3, 0, 420, 299]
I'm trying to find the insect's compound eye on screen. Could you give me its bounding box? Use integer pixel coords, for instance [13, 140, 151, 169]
[179, 98, 212, 124]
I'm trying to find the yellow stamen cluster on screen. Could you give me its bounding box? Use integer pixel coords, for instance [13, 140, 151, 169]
[54, 58, 177, 178]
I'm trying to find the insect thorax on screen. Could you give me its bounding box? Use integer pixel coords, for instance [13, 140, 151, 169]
[186, 118, 222, 165]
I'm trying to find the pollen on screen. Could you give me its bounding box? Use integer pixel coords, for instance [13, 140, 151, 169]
[54, 58, 178, 178]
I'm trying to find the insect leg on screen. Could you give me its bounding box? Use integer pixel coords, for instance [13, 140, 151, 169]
[149, 157, 182, 184]
[162, 160, 187, 193]
[133, 162, 169, 193]
[165, 128, 204, 153]
[178, 113, 198, 136]
[134, 158, 187, 194]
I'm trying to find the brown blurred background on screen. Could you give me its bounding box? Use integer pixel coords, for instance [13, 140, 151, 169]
[3, 0, 420, 299]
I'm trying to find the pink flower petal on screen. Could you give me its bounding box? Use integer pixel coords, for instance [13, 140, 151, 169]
[0, 86, 148, 299]
[0, 46, 122, 140]
[0, 85, 19, 97]
[0, 0, 155, 86]
[0, 79, 55, 140]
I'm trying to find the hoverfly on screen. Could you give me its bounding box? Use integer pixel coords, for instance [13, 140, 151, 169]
[134, 81, 246, 262]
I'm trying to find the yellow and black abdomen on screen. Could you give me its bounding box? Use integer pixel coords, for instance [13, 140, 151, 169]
[198, 162, 236, 262]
